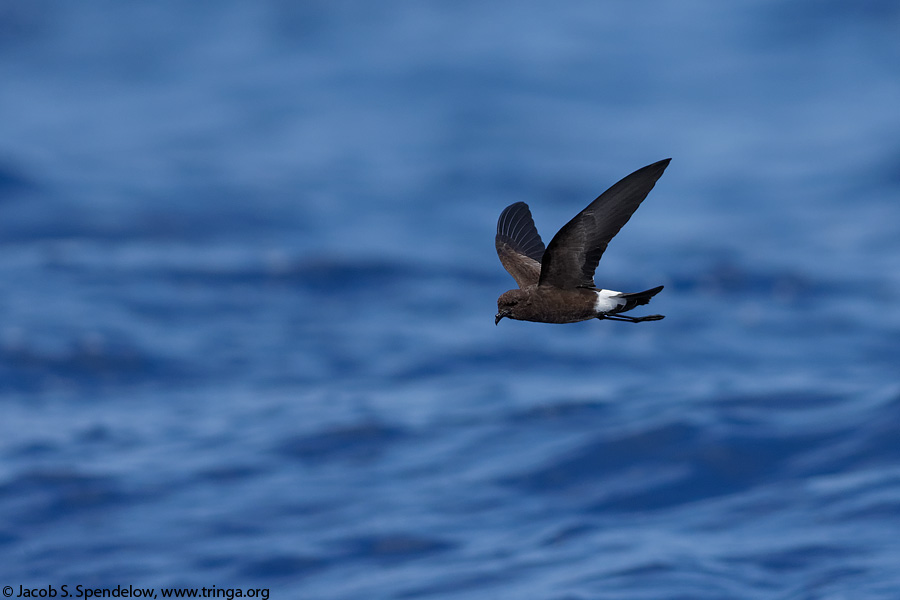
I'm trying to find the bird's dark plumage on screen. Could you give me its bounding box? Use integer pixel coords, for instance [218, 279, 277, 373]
[539, 159, 669, 289]
[495, 159, 670, 325]
[495, 202, 545, 288]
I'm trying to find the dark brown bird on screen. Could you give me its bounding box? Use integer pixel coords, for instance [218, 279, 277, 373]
[495, 159, 670, 325]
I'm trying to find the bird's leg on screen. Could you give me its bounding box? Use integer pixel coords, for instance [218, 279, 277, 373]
[598, 313, 665, 323]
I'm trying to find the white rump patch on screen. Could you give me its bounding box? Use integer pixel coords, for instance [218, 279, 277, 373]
[594, 289, 626, 314]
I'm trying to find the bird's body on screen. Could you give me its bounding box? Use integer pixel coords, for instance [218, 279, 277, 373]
[495, 159, 669, 325]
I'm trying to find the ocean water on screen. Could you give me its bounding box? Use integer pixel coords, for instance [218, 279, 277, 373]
[1, 1, 899, 598]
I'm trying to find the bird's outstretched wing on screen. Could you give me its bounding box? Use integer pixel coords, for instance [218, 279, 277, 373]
[495, 201, 545, 288]
[539, 159, 670, 289]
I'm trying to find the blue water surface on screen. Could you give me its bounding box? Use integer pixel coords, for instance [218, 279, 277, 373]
[1, 1, 900, 598]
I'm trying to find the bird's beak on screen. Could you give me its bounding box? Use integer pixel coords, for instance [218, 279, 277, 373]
[495, 311, 507, 325]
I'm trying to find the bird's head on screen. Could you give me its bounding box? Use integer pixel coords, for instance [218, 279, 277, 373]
[495, 289, 526, 325]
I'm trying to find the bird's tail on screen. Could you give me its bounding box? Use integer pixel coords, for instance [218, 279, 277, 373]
[617, 285, 664, 313]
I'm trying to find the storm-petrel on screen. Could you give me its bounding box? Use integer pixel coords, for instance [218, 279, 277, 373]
[495, 158, 670, 325]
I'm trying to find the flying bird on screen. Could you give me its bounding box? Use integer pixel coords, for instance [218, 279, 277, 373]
[495, 159, 670, 325]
